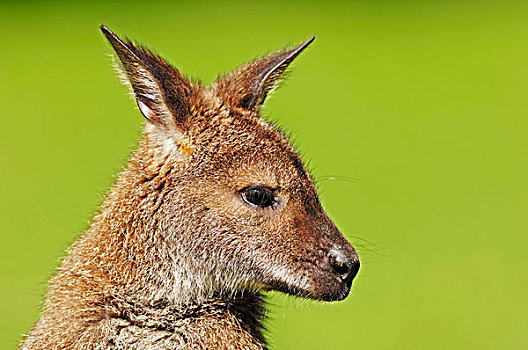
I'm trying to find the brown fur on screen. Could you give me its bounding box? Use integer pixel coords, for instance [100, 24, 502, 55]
[21, 26, 359, 349]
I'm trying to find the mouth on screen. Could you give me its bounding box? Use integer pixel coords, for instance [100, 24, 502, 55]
[256, 253, 360, 302]
[263, 268, 355, 302]
[317, 276, 353, 302]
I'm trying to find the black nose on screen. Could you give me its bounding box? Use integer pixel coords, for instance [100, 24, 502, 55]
[329, 252, 360, 285]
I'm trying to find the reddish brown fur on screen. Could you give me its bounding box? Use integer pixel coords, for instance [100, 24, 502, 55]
[21, 27, 359, 349]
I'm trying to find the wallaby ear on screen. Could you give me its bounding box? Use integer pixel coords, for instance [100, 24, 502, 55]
[100, 25, 192, 130]
[213, 36, 314, 111]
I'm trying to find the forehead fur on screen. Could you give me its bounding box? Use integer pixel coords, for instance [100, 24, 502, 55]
[179, 87, 309, 186]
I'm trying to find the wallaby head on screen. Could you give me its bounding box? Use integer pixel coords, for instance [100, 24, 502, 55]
[100, 25, 359, 305]
[21, 26, 361, 350]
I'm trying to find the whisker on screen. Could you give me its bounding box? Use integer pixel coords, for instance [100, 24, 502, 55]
[316, 175, 365, 185]
[350, 236, 385, 250]
[348, 236, 390, 259]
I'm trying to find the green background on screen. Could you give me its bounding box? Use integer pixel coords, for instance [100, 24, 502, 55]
[1, 0, 527, 348]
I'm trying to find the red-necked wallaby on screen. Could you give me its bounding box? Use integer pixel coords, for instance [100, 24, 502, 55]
[21, 26, 360, 350]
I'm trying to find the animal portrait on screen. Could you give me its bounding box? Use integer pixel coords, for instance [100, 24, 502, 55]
[20, 26, 359, 349]
[5, 2, 524, 349]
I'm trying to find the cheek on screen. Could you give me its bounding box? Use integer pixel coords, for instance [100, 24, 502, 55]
[243, 218, 303, 257]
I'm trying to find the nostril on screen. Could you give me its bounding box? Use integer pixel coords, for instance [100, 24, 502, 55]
[328, 254, 349, 277]
[329, 253, 360, 284]
[348, 260, 360, 282]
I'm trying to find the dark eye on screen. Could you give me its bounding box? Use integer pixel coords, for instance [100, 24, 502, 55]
[240, 185, 276, 208]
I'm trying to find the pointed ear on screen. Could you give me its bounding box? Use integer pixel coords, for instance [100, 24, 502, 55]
[100, 25, 192, 130]
[213, 36, 314, 111]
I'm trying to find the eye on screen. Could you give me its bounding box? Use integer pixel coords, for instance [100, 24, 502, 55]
[240, 185, 277, 208]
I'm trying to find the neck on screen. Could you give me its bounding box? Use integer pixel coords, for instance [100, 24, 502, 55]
[43, 139, 267, 348]
[106, 292, 266, 347]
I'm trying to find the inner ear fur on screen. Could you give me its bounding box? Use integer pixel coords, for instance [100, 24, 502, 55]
[212, 36, 314, 111]
[101, 25, 193, 130]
